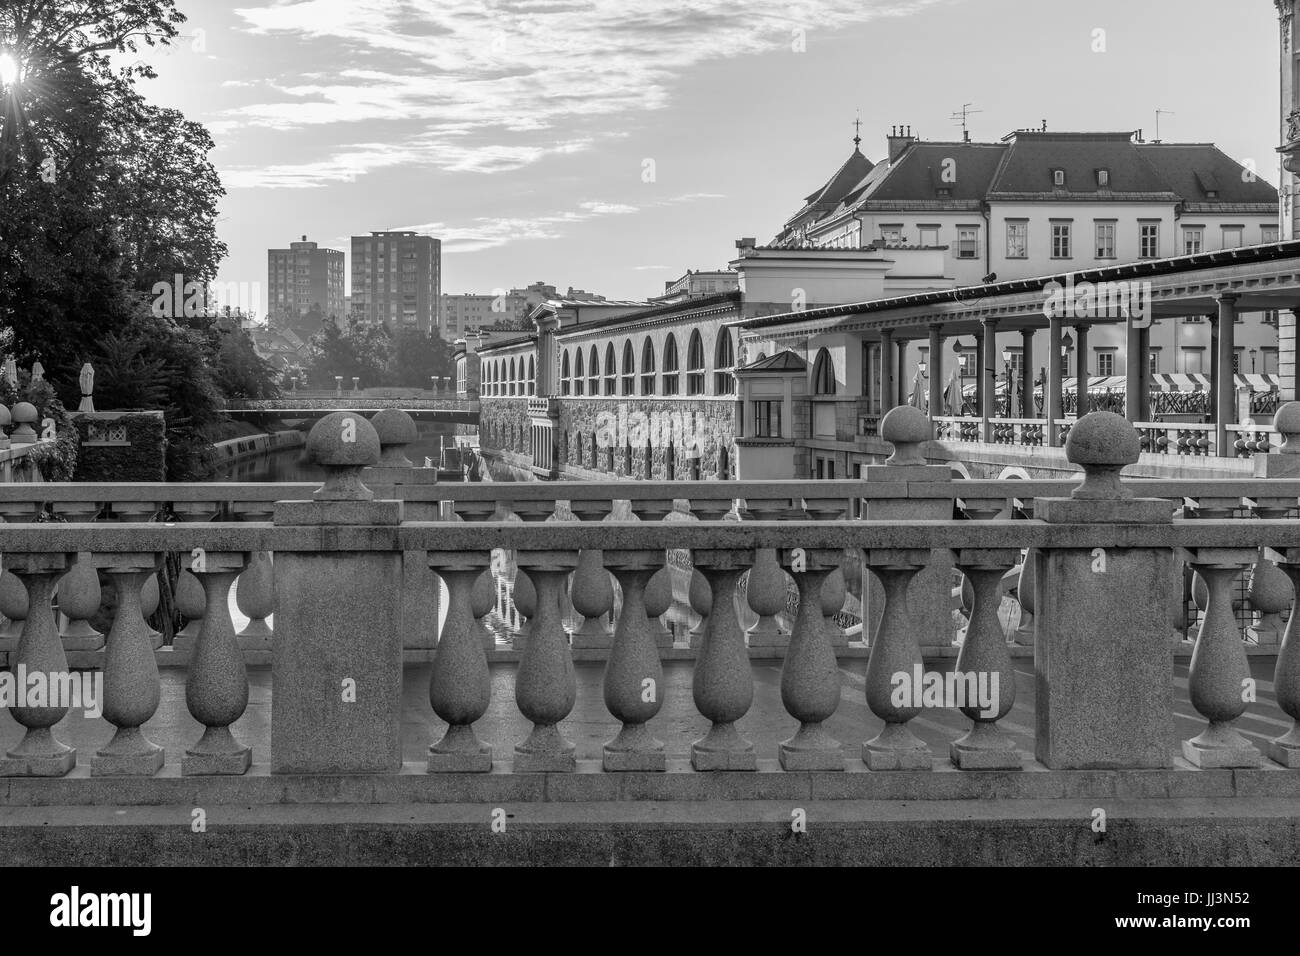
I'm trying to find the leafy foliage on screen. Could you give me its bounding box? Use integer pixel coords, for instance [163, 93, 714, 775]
[302, 320, 457, 389]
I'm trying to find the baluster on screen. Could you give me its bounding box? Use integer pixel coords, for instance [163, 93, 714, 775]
[172, 568, 206, 651]
[603, 551, 666, 771]
[511, 565, 536, 651]
[1183, 552, 1262, 768]
[951, 550, 1021, 769]
[427, 555, 493, 772]
[183, 552, 252, 775]
[863, 549, 932, 770]
[777, 548, 844, 770]
[0, 567, 29, 650]
[92, 555, 165, 775]
[820, 566, 848, 650]
[1247, 550, 1290, 647]
[235, 550, 275, 651]
[570, 549, 614, 649]
[513, 554, 579, 771]
[690, 550, 756, 770]
[0, 553, 77, 776]
[687, 567, 711, 649]
[1013, 549, 1035, 646]
[472, 566, 497, 652]
[644, 564, 675, 648]
[744, 548, 789, 650]
[1269, 553, 1300, 767]
[57, 555, 103, 651]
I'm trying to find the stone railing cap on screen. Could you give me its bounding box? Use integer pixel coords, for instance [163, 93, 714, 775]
[307, 411, 381, 468]
[880, 406, 931, 467]
[1064, 411, 1139, 468]
[1274, 401, 1300, 454]
[370, 407, 418, 446]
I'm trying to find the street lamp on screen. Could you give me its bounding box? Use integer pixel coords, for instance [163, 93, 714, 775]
[1001, 349, 1013, 417]
[1250, 348, 1258, 374]
[1061, 331, 1075, 376]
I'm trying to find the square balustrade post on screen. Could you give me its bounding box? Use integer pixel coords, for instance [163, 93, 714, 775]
[271, 413, 405, 774]
[364, 409, 441, 652]
[861, 407, 956, 649]
[1034, 413, 1178, 769]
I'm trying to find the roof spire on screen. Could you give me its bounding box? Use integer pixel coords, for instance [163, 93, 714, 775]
[853, 111, 862, 150]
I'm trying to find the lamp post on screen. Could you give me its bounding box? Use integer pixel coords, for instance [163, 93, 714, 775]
[1250, 348, 1258, 374]
[1001, 349, 1013, 417]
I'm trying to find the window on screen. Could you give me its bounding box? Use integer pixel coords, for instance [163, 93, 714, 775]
[754, 400, 782, 438]
[604, 343, 616, 394]
[1223, 227, 1244, 248]
[812, 348, 836, 395]
[881, 225, 904, 246]
[621, 340, 635, 395]
[587, 347, 600, 394]
[1097, 352, 1115, 377]
[573, 348, 585, 396]
[686, 330, 705, 395]
[1183, 228, 1204, 255]
[561, 351, 571, 396]
[714, 332, 736, 394]
[1233, 350, 1242, 374]
[1095, 222, 1116, 259]
[1148, 350, 1160, 375]
[1053, 169, 1066, 188]
[527, 356, 535, 395]
[1264, 226, 1280, 244]
[662, 335, 680, 394]
[958, 351, 976, 376]
[1051, 223, 1072, 259]
[1006, 222, 1028, 259]
[509, 358, 517, 395]
[956, 227, 979, 259]
[918, 226, 940, 247]
[1096, 169, 1110, 187]
[641, 339, 656, 395]
[1139, 223, 1160, 259]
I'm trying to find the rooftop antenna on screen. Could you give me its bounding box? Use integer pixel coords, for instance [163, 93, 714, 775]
[950, 103, 982, 143]
[1154, 108, 1174, 144]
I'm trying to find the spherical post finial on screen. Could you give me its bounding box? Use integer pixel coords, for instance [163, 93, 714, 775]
[370, 408, 418, 467]
[1273, 401, 1300, 455]
[1064, 411, 1140, 499]
[880, 405, 932, 466]
[306, 411, 382, 500]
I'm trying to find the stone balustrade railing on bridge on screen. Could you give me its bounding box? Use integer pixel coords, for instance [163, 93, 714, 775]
[0, 407, 1297, 781]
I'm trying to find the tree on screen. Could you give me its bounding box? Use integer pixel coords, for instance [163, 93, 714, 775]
[387, 329, 455, 387]
[302, 317, 392, 388]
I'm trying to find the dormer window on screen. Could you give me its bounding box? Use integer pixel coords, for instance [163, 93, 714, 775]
[936, 187, 952, 198]
[1096, 169, 1110, 187]
[1206, 189, 1219, 200]
[1053, 169, 1066, 188]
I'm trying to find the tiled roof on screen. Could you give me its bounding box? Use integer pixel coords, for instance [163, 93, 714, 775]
[737, 349, 807, 372]
[867, 142, 1007, 203]
[1136, 143, 1279, 206]
[987, 131, 1171, 197]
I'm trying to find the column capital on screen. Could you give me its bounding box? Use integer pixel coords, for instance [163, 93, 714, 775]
[1216, 292, 1240, 303]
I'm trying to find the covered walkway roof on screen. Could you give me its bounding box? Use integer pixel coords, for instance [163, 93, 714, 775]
[737, 240, 1300, 340]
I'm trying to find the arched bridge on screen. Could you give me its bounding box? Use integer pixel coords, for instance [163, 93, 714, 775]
[225, 398, 480, 425]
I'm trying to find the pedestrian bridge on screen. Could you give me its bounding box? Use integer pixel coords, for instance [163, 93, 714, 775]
[225, 397, 479, 425]
[1, 406, 1299, 865]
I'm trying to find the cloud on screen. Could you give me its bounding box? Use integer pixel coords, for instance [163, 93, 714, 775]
[223, 0, 950, 185]
[376, 198, 647, 254]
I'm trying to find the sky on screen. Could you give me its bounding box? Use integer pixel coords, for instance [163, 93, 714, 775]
[130, 0, 1283, 307]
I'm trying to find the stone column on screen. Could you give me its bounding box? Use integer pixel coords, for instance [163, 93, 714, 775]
[1125, 318, 1142, 423]
[1216, 294, 1238, 456]
[271, 412, 404, 774]
[928, 325, 943, 419]
[1137, 325, 1152, 421]
[896, 337, 908, 407]
[861, 406, 957, 648]
[1034, 412, 1178, 769]
[980, 317, 998, 440]
[1208, 312, 1219, 424]
[1270, 551, 1300, 767]
[1048, 315, 1064, 445]
[1020, 327, 1034, 418]
[1074, 322, 1090, 416]
[879, 329, 895, 414]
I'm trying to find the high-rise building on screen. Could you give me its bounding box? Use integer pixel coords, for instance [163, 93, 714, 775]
[350, 231, 442, 335]
[266, 236, 345, 331]
[442, 291, 530, 337]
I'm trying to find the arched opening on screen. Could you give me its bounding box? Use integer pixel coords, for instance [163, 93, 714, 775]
[624, 440, 633, 476]
[561, 350, 571, 396]
[662, 334, 680, 395]
[715, 331, 736, 394]
[718, 445, 730, 480]
[812, 348, 836, 395]
[686, 330, 705, 395]
[589, 430, 598, 468]
[509, 357, 517, 396]
[587, 344, 599, 395]
[641, 338, 656, 395]
[644, 439, 653, 480]
[621, 340, 635, 395]
[604, 343, 616, 395]
[527, 356, 535, 395]
[574, 349, 585, 396]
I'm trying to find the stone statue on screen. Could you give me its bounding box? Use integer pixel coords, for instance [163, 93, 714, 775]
[30, 360, 44, 382]
[78, 362, 95, 412]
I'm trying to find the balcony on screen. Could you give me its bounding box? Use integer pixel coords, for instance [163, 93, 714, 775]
[1, 408, 1299, 865]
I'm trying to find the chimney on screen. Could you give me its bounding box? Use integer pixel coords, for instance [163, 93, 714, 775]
[735, 237, 757, 256]
[887, 124, 917, 164]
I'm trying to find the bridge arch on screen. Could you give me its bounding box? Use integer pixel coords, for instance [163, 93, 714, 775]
[948, 461, 973, 480]
[998, 466, 1031, 481]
